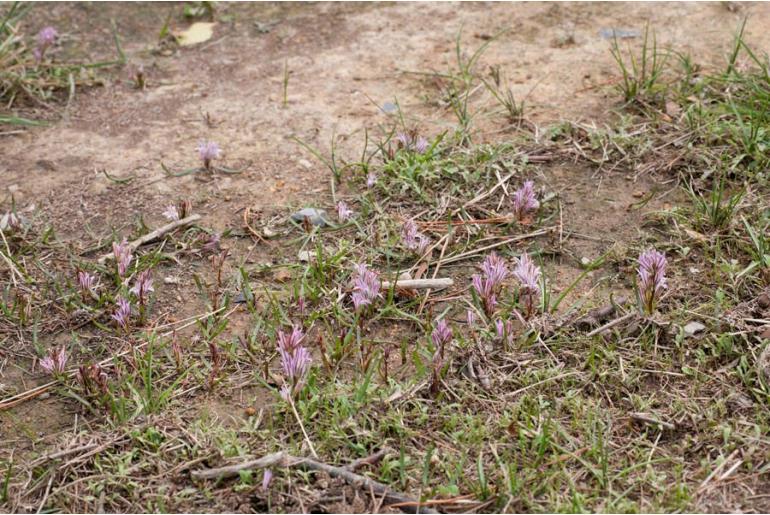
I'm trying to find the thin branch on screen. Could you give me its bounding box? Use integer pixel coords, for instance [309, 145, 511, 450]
[381, 278, 453, 290]
[192, 451, 438, 514]
[97, 214, 202, 264]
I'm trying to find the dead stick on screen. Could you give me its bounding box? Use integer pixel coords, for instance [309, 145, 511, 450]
[344, 448, 392, 471]
[191, 452, 437, 514]
[439, 227, 552, 266]
[98, 214, 202, 264]
[191, 451, 288, 480]
[629, 412, 676, 431]
[586, 312, 636, 337]
[381, 278, 453, 290]
[452, 171, 515, 215]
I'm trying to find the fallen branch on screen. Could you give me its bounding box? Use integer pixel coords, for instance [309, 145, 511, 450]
[382, 278, 453, 290]
[439, 227, 552, 266]
[586, 312, 636, 337]
[191, 451, 437, 514]
[629, 412, 676, 431]
[573, 296, 629, 330]
[97, 214, 202, 264]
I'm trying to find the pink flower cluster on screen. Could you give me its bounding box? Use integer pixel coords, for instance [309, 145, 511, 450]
[277, 326, 312, 401]
[637, 249, 667, 314]
[350, 263, 381, 312]
[471, 252, 509, 316]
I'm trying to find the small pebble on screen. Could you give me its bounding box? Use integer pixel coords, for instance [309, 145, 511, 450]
[290, 208, 329, 227]
[298, 250, 315, 262]
[683, 321, 706, 337]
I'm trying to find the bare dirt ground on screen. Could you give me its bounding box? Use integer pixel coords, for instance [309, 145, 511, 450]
[3, 1, 770, 513]
[5, 1, 770, 233]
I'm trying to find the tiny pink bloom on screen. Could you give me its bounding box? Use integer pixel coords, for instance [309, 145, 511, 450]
[402, 219, 430, 253]
[77, 270, 98, 297]
[162, 205, 180, 221]
[111, 297, 132, 330]
[431, 319, 453, 348]
[337, 201, 353, 222]
[512, 181, 540, 221]
[34, 26, 57, 61]
[350, 263, 381, 311]
[40, 346, 68, 375]
[513, 252, 542, 317]
[130, 270, 154, 304]
[112, 238, 133, 278]
[638, 249, 667, 314]
[262, 469, 274, 490]
[415, 136, 429, 154]
[37, 26, 58, 47]
[197, 140, 221, 169]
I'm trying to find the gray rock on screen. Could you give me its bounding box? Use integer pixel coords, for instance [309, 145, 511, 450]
[599, 28, 641, 39]
[290, 208, 329, 227]
[683, 321, 706, 337]
[297, 250, 315, 262]
[381, 101, 397, 113]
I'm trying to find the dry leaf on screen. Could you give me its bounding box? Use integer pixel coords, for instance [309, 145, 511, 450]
[174, 22, 215, 46]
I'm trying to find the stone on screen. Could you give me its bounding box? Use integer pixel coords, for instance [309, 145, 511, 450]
[683, 321, 706, 337]
[599, 28, 640, 39]
[290, 208, 329, 227]
[297, 250, 316, 262]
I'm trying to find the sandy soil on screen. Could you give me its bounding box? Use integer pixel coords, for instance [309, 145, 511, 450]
[4, 1, 770, 240]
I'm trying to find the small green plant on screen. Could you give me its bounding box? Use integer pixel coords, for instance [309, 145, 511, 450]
[737, 213, 770, 281]
[610, 24, 669, 106]
[686, 175, 744, 231]
[482, 65, 525, 123]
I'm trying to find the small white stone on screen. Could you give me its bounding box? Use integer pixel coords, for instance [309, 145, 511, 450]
[684, 321, 706, 337]
[298, 250, 315, 262]
[298, 159, 313, 169]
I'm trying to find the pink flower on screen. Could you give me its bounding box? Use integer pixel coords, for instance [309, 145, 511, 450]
[414, 136, 429, 154]
[130, 270, 154, 304]
[37, 26, 57, 47]
[77, 270, 98, 298]
[276, 326, 312, 401]
[34, 26, 57, 61]
[162, 205, 180, 221]
[197, 140, 221, 170]
[366, 172, 377, 188]
[431, 319, 453, 349]
[638, 249, 667, 314]
[262, 469, 273, 490]
[350, 263, 381, 311]
[111, 297, 132, 330]
[112, 238, 133, 278]
[512, 181, 540, 221]
[401, 219, 431, 254]
[39, 346, 67, 375]
[513, 253, 541, 317]
[337, 201, 353, 222]
[472, 253, 510, 316]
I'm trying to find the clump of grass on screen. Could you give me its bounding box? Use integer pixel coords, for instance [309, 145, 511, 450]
[0, 2, 124, 123]
[610, 24, 670, 107]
